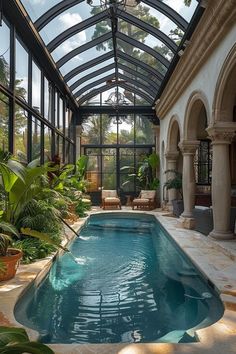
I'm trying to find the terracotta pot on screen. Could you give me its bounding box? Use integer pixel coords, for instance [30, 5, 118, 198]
[0, 248, 22, 281]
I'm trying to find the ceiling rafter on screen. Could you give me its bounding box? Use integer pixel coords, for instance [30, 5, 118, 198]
[74, 71, 154, 101]
[77, 81, 152, 105]
[118, 12, 177, 53]
[141, 0, 188, 31]
[69, 62, 116, 91]
[117, 62, 159, 90]
[116, 32, 170, 68]
[35, 0, 84, 31]
[47, 10, 108, 52]
[57, 32, 113, 68]
[64, 50, 114, 82]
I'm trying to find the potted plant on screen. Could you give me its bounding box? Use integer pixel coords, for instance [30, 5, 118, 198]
[0, 232, 22, 281]
[164, 170, 184, 217]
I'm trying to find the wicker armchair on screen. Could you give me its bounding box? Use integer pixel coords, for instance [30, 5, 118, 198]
[101, 190, 121, 210]
[132, 190, 156, 210]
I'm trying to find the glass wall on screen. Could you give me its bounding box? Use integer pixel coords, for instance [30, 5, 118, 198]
[15, 38, 28, 102]
[0, 17, 75, 164]
[0, 94, 9, 152]
[0, 20, 10, 88]
[81, 113, 155, 196]
[14, 104, 28, 163]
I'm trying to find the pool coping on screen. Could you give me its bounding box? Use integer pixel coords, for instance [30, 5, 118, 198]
[0, 208, 236, 354]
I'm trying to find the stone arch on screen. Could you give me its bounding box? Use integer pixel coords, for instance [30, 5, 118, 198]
[213, 43, 236, 122]
[166, 115, 181, 153]
[183, 91, 210, 141]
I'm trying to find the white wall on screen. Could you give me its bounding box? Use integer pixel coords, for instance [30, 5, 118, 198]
[159, 24, 236, 199]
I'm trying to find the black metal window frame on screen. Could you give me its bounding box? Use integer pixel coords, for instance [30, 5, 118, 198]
[0, 14, 76, 164]
[194, 139, 212, 185]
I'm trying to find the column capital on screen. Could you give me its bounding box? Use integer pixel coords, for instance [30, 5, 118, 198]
[206, 122, 236, 144]
[178, 140, 200, 154]
[165, 150, 179, 161]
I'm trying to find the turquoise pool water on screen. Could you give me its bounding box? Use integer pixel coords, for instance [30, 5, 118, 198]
[15, 213, 223, 344]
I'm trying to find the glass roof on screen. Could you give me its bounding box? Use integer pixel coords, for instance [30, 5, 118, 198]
[20, 0, 201, 106]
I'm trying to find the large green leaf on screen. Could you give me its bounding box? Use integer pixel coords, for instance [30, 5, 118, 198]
[0, 342, 54, 354]
[0, 164, 18, 193]
[0, 222, 20, 237]
[147, 152, 159, 170]
[20, 228, 68, 252]
[9, 166, 48, 219]
[0, 327, 28, 347]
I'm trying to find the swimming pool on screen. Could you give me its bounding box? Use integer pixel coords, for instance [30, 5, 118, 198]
[14, 213, 224, 344]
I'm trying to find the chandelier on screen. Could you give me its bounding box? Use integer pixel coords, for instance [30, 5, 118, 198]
[105, 90, 129, 109]
[86, 0, 141, 11]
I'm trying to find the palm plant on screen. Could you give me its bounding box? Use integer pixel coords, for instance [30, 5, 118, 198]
[121, 152, 160, 191]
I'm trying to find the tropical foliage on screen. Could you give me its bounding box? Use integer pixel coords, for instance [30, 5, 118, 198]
[0, 152, 90, 262]
[0, 326, 54, 354]
[121, 152, 159, 191]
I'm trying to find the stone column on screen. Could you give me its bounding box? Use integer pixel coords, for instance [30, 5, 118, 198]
[165, 151, 179, 210]
[179, 140, 200, 229]
[75, 125, 82, 160]
[206, 123, 236, 240]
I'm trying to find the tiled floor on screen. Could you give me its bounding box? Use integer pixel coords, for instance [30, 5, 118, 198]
[1, 208, 236, 354]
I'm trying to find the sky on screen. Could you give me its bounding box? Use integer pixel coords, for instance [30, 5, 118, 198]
[12, 0, 198, 103]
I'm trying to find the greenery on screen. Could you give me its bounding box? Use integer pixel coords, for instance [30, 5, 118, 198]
[0, 152, 90, 263]
[0, 326, 54, 354]
[164, 170, 183, 199]
[121, 152, 159, 191]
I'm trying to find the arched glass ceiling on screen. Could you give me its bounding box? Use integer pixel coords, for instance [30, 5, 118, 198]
[20, 0, 201, 107]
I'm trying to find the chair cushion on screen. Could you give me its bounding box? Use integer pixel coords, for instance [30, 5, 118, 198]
[133, 198, 149, 204]
[104, 197, 120, 203]
[102, 190, 117, 198]
[140, 190, 156, 199]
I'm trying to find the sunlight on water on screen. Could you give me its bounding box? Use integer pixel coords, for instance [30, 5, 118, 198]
[15, 213, 224, 344]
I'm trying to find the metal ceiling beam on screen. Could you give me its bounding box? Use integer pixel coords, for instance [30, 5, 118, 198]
[118, 73, 155, 98]
[57, 32, 113, 68]
[74, 73, 116, 99]
[70, 63, 116, 91]
[119, 82, 153, 103]
[116, 49, 163, 82]
[78, 82, 117, 105]
[116, 32, 170, 68]
[141, 0, 188, 31]
[74, 68, 155, 101]
[3, 0, 78, 109]
[47, 10, 108, 52]
[117, 63, 159, 91]
[64, 50, 114, 82]
[34, 0, 188, 34]
[35, 0, 84, 31]
[77, 81, 153, 105]
[118, 12, 177, 53]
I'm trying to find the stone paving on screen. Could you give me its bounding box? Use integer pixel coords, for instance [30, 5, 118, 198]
[0, 207, 236, 354]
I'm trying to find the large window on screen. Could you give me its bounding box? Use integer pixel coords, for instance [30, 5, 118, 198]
[44, 125, 52, 161]
[194, 140, 212, 185]
[14, 104, 28, 163]
[0, 20, 10, 88]
[15, 38, 28, 102]
[32, 117, 41, 160]
[32, 61, 41, 112]
[0, 94, 9, 151]
[82, 113, 155, 195]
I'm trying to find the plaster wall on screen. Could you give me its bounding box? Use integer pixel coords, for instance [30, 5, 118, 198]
[159, 24, 236, 200]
